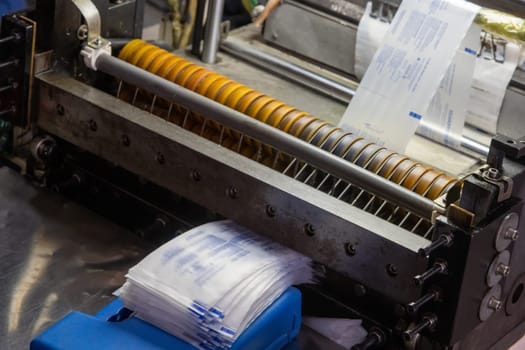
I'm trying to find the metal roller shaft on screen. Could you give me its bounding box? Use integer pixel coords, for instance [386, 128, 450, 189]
[117, 40, 458, 206]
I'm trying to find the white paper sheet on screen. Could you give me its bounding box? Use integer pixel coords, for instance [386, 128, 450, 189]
[354, 2, 389, 80]
[303, 317, 368, 349]
[418, 25, 480, 147]
[117, 220, 315, 350]
[466, 38, 522, 134]
[341, 0, 480, 152]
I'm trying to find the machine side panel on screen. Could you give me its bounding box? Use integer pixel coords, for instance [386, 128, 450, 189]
[263, 2, 358, 77]
[36, 72, 429, 304]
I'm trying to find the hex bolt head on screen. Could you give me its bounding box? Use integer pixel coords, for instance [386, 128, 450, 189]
[488, 297, 503, 311]
[505, 228, 519, 241]
[486, 167, 501, 180]
[496, 263, 510, 277]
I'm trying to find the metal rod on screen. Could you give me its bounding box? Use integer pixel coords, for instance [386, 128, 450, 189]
[220, 40, 490, 157]
[201, 0, 224, 64]
[95, 53, 445, 220]
[414, 261, 447, 286]
[402, 314, 438, 342]
[407, 290, 440, 314]
[0, 59, 18, 69]
[418, 234, 453, 257]
[0, 82, 16, 93]
[0, 35, 15, 45]
[191, 0, 207, 56]
[351, 328, 386, 350]
[0, 106, 16, 117]
[221, 40, 357, 101]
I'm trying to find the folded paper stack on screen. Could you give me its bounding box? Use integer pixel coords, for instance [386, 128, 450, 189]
[117, 220, 315, 350]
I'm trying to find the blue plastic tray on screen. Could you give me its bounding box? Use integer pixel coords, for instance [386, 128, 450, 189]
[31, 287, 301, 350]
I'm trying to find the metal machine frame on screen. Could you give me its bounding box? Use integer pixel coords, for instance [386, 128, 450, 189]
[1, 0, 525, 349]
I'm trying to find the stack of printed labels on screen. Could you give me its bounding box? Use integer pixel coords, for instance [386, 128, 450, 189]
[117, 220, 315, 350]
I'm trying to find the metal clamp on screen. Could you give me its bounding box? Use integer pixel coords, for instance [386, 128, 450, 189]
[71, 0, 111, 70]
[480, 166, 514, 203]
[70, 0, 102, 44]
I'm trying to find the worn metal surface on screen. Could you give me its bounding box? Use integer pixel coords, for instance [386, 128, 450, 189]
[498, 86, 525, 140]
[36, 72, 430, 303]
[0, 167, 149, 349]
[263, 1, 358, 77]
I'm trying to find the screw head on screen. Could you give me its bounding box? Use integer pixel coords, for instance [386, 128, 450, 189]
[386, 264, 398, 277]
[56, 104, 64, 116]
[227, 186, 237, 198]
[487, 168, 500, 179]
[155, 152, 165, 164]
[304, 223, 315, 237]
[77, 24, 88, 40]
[121, 135, 130, 147]
[88, 119, 97, 131]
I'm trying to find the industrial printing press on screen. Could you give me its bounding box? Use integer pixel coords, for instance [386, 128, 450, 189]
[2, 0, 525, 349]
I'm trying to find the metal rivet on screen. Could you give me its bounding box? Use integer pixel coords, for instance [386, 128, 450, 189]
[304, 223, 315, 237]
[155, 152, 165, 164]
[386, 264, 398, 277]
[265, 205, 275, 217]
[345, 243, 357, 256]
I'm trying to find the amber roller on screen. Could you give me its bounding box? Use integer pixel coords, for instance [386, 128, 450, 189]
[118, 39, 458, 201]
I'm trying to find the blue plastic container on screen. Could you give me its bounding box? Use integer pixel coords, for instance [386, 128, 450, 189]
[0, 0, 26, 17]
[31, 287, 302, 350]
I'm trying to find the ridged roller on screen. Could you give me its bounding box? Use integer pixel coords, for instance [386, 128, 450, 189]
[118, 39, 458, 202]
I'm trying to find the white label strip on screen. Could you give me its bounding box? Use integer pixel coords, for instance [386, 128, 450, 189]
[418, 24, 480, 147]
[341, 0, 480, 153]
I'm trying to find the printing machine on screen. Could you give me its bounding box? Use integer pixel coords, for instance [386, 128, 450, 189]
[2, 0, 525, 349]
